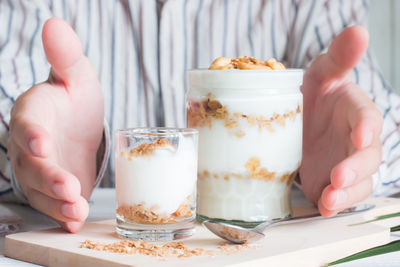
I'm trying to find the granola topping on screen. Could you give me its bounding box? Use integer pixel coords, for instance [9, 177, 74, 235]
[120, 138, 173, 159]
[117, 197, 192, 224]
[209, 56, 286, 70]
[80, 239, 256, 258]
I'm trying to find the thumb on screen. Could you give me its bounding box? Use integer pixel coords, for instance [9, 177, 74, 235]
[42, 18, 96, 87]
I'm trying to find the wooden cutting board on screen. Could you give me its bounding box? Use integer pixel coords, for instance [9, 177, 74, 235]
[5, 197, 400, 267]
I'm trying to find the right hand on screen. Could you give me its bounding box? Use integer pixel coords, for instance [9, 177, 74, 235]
[7, 18, 104, 233]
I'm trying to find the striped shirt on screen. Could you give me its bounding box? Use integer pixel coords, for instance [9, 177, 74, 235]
[0, 0, 399, 202]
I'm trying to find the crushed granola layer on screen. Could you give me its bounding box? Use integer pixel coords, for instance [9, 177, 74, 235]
[187, 94, 302, 137]
[80, 239, 256, 258]
[199, 158, 298, 185]
[117, 197, 192, 224]
[209, 56, 285, 70]
[245, 157, 276, 181]
[120, 138, 173, 160]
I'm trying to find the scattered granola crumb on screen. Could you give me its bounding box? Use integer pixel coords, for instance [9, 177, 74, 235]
[121, 138, 174, 159]
[80, 239, 256, 258]
[117, 197, 191, 224]
[217, 243, 256, 254]
[245, 157, 276, 181]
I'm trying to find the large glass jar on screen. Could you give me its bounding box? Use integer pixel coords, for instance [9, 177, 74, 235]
[187, 69, 303, 227]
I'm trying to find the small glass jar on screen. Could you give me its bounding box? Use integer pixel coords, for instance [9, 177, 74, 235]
[187, 69, 303, 227]
[114, 128, 198, 241]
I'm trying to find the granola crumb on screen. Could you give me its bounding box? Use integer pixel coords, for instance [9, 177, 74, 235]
[232, 130, 246, 138]
[232, 173, 243, 179]
[217, 243, 257, 254]
[80, 239, 255, 258]
[117, 197, 191, 224]
[245, 157, 276, 181]
[122, 138, 174, 159]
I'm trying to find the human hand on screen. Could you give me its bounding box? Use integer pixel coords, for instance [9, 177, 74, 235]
[299, 26, 383, 217]
[8, 18, 104, 232]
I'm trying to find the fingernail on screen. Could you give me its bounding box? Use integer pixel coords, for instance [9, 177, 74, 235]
[61, 203, 78, 219]
[342, 169, 356, 187]
[29, 139, 40, 156]
[362, 131, 373, 148]
[333, 189, 348, 209]
[52, 183, 66, 199]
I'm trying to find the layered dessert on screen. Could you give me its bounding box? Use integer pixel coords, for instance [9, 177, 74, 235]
[115, 133, 197, 227]
[187, 57, 303, 224]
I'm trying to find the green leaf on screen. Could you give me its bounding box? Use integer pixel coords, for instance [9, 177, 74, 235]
[350, 212, 400, 226]
[327, 240, 400, 266]
[391, 225, 400, 232]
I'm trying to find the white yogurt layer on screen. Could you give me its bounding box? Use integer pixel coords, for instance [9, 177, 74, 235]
[195, 97, 302, 221]
[198, 176, 291, 221]
[115, 136, 197, 215]
[196, 94, 302, 175]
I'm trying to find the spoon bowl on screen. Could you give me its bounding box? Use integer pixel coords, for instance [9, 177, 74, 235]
[203, 203, 375, 244]
[203, 221, 265, 244]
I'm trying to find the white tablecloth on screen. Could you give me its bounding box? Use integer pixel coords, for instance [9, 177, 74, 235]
[0, 188, 399, 266]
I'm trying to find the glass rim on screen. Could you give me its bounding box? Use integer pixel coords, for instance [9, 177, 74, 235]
[115, 127, 198, 137]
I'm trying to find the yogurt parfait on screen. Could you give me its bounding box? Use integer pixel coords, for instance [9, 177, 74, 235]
[187, 57, 303, 226]
[115, 128, 198, 240]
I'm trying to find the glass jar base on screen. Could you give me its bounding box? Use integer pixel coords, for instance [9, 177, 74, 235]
[116, 226, 195, 241]
[116, 217, 196, 241]
[197, 214, 291, 228]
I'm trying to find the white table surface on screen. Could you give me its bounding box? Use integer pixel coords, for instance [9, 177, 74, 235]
[0, 188, 399, 267]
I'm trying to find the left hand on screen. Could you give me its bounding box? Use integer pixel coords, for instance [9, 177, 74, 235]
[300, 25, 383, 217]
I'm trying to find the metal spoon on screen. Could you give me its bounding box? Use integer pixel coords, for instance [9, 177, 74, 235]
[203, 203, 375, 244]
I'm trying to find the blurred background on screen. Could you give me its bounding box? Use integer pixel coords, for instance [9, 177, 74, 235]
[369, 0, 400, 92]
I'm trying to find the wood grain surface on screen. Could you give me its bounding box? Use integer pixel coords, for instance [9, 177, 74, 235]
[5, 197, 399, 267]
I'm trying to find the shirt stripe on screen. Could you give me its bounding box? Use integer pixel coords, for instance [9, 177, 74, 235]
[0, 187, 13, 196]
[28, 8, 41, 86]
[84, 0, 91, 56]
[293, 0, 316, 67]
[247, 0, 254, 56]
[222, 0, 228, 57]
[0, 0, 14, 54]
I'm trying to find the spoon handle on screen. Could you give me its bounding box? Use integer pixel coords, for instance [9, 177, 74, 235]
[255, 203, 375, 232]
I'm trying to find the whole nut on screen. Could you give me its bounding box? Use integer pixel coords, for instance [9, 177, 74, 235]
[209, 57, 232, 70]
[265, 58, 277, 67]
[271, 62, 286, 70]
[237, 61, 270, 70]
